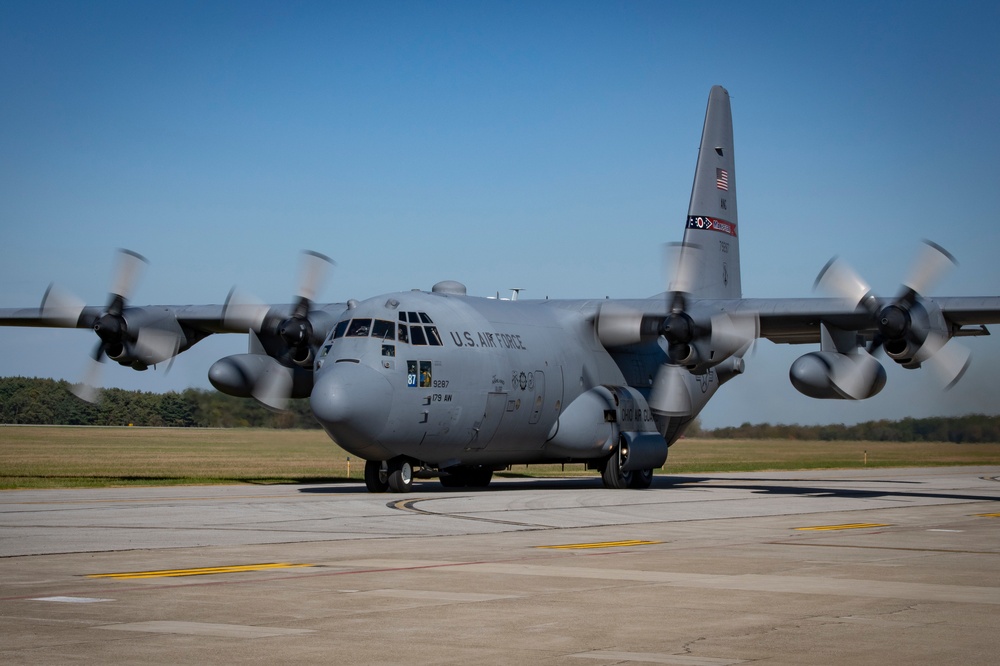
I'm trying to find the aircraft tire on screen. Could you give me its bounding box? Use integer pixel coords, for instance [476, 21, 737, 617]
[601, 446, 632, 490]
[628, 468, 654, 489]
[439, 473, 464, 488]
[364, 460, 389, 493]
[388, 460, 413, 493]
[465, 468, 493, 488]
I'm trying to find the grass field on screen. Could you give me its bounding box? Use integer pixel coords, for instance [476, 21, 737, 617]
[2, 425, 999, 489]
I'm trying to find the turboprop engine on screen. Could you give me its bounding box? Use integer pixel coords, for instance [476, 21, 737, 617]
[37, 249, 191, 402]
[814, 241, 972, 389]
[214, 250, 337, 410]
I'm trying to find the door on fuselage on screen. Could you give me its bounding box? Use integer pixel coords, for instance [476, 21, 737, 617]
[468, 391, 506, 451]
[528, 371, 545, 424]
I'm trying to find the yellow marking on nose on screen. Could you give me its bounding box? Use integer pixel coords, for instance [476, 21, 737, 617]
[794, 523, 889, 531]
[88, 563, 313, 579]
[536, 540, 662, 550]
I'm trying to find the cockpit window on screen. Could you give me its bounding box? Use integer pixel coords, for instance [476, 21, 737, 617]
[347, 318, 372, 337]
[394, 312, 436, 343]
[371, 319, 395, 340]
[332, 320, 349, 339]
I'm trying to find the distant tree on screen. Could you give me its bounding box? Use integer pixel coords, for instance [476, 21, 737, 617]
[0, 377, 319, 428]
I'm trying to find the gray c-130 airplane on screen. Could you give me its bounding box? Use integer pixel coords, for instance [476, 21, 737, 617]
[3, 86, 1000, 493]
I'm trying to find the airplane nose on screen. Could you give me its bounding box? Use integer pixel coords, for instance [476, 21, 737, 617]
[310, 362, 394, 459]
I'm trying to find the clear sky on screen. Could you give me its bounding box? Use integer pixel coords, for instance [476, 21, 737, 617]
[1, 1, 998, 428]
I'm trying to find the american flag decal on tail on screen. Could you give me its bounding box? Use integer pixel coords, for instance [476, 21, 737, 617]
[716, 168, 729, 191]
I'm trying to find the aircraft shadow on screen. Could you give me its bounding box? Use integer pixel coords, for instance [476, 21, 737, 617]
[661, 475, 1000, 503]
[298, 476, 607, 494]
[294, 473, 1000, 503]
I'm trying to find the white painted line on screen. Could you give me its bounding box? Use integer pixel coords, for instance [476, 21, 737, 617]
[352, 589, 517, 602]
[30, 596, 113, 603]
[95, 621, 314, 638]
[570, 651, 746, 665]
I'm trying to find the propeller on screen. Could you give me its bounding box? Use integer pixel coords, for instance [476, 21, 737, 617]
[41, 249, 186, 403]
[595, 241, 757, 416]
[279, 250, 334, 362]
[649, 242, 757, 415]
[224, 250, 334, 365]
[219, 251, 334, 411]
[814, 240, 970, 389]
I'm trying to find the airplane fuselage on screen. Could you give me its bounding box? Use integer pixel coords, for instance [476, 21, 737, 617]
[310, 283, 663, 469]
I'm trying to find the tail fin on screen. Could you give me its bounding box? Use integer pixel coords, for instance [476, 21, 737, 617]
[682, 85, 741, 300]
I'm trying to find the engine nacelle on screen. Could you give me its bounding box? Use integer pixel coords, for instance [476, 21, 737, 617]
[545, 385, 667, 468]
[105, 341, 148, 370]
[790, 351, 886, 400]
[880, 300, 950, 369]
[101, 308, 188, 370]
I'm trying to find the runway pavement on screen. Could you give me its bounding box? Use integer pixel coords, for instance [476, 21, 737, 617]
[2, 467, 999, 664]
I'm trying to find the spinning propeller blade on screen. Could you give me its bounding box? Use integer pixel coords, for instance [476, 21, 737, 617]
[814, 240, 969, 389]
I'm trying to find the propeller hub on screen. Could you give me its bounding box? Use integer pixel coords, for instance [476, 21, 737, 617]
[877, 305, 910, 340]
[279, 317, 311, 347]
[94, 313, 125, 344]
[662, 312, 694, 345]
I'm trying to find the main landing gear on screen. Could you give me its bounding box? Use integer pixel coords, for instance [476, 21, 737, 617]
[364, 459, 495, 492]
[438, 466, 493, 489]
[600, 442, 654, 490]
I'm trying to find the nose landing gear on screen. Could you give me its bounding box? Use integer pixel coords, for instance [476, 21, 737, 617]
[364, 458, 413, 493]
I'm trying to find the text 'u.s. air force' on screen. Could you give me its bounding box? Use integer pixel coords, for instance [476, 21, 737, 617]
[449, 331, 527, 350]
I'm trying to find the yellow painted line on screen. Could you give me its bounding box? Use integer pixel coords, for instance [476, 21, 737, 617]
[794, 523, 889, 532]
[536, 540, 662, 550]
[88, 563, 314, 579]
[975, 512, 1000, 518]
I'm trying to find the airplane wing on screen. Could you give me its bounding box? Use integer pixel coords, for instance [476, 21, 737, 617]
[0, 249, 347, 401]
[0, 304, 228, 332]
[741, 296, 1000, 345]
[594, 286, 1000, 409]
[0, 301, 349, 349]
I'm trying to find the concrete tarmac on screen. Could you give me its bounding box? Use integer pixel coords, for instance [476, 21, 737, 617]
[2, 467, 999, 664]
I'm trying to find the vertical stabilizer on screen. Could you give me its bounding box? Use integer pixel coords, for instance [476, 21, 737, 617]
[682, 86, 741, 299]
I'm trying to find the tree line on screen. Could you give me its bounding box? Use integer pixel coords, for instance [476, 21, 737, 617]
[1, 376, 998, 441]
[694, 414, 1000, 443]
[0, 377, 319, 429]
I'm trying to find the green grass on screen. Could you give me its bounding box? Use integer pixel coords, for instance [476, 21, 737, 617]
[2, 426, 999, 489]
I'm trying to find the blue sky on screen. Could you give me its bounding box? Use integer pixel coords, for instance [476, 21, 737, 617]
[1, 1, 998, 428]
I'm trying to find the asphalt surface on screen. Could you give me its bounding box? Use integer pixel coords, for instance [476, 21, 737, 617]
[2, 467, 999, 664]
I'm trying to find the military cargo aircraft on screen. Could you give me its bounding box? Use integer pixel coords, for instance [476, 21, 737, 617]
[3, 86, 999, 492]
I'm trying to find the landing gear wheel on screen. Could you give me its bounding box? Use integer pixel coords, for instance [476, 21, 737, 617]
[364, 460, 389, 493]
[439, 473, 464, 488]
[465, 468, 493, 488]
[628, 468, 654, 489]
[601, 442, 633, 490]
[440, 466, 493, 489]
[387, 459, 413, 493]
